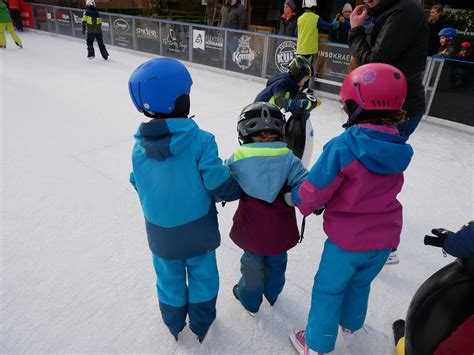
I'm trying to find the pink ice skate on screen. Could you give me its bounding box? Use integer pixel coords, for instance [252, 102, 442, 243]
[289, 329, 326, 355]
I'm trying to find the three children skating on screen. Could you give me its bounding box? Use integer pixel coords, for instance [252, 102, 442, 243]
[128, 57, 411, 354]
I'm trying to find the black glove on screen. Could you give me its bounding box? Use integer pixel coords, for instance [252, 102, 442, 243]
[423, 228, 454, 248]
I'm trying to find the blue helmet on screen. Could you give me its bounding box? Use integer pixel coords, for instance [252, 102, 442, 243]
[438, 27, 457, 40]
[128, 58, 193, 115]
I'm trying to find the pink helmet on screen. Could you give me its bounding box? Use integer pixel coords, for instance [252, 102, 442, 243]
[340, 63, 407, 120]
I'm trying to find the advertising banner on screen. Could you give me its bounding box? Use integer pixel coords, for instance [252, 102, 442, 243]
[226, 32, 264, 77]
[72, 10, 85, 39]
[20, 3, 35, 30]
[428, 60, 474, 126]
[161, 22, 189, 61]
[265, 36, 297, 77]
[135, 19, 160, 55]
[100, 14, 112, 45]
[192, 26, 225, 69]
[45, 6, 56, 33]
[111, 16, 133, 49]
[31, 4, 47, 31]
[315, 42, 351, 83]
[54, 7, 73, 37]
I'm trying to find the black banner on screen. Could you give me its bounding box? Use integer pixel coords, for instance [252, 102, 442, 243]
[428, 60, 474, 126]
[71, 10, 85, 39]
[54, 7, 73, 37]
[135, 19, 160, 55]
[99, 14, 112, 45]
[265, 37, 297, 77]
[315, 42, 351, 83]
[111, 16, 133, 49]
[31, 5, 48, 31]
[225, 32, 264, 77]
[161, 22, 189, 61]
[192, 26, 225, 69]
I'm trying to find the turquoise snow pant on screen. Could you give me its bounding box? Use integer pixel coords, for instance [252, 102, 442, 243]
[306, 240, 390, 353]
[236, 251, 288, 312]
[152, 251, 219, 339]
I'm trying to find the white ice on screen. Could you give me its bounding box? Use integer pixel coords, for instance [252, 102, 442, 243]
[1, 31, 473, 354]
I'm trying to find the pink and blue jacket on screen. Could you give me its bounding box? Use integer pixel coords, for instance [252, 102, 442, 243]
[291, 123, 414, 252]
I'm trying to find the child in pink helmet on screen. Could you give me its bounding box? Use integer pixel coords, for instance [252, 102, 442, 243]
[287, 63, 414, 354]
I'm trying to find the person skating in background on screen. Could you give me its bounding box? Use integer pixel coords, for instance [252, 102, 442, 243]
[7, 0, 22, 32]
[0, 1, 22, 48]
[81, 0, 108, 60]
[296, 0, 337, 90]
[254, 55, 320, 159]
[287, 63, 413, 354]
[226, 102, 308, 315]
[278, 0, 297, 37]
[434, 27, 457, 59]
[348, 0, 428, 139]
[329, 3, 352, 44]
[128, 58, 241, 342]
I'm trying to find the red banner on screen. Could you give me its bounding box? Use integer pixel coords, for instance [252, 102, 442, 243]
[21, 3, 35, 29]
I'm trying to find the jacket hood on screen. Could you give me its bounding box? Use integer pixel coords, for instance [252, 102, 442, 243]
[227, 142, 292, 203]
[134, 118, 198, 161]
[342, 124, 413, 174]
[267, 72, 297, 88]
[0, 2, 8, 14]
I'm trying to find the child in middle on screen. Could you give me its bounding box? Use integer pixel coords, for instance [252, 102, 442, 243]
[226, 102, 308, 315]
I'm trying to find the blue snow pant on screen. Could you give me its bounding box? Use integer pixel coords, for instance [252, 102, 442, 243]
[306, 240, 390, 353]
[236, 251, 288, 313]
[396, 114, 423, 138]
[152, 251, 219, 339]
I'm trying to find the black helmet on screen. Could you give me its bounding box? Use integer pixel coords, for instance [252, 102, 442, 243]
[237, 102, 286, 142]
[288, 55, 313, 82]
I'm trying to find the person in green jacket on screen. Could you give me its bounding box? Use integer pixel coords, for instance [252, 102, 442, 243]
[0, 2, 22, 48]
[81, 0, 108, 60]
[297, 0, 335, 90]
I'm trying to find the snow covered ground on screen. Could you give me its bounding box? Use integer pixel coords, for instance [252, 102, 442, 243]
[1, 31, 473, 354]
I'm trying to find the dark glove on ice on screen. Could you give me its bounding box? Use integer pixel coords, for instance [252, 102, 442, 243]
[424, 228, 454, 248]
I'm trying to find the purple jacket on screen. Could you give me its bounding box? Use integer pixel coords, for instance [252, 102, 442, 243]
[227, 142, 307, 256]
[291, 124, 413, 252]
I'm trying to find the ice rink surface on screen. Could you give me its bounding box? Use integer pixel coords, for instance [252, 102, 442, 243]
[1, 31, 473, 354]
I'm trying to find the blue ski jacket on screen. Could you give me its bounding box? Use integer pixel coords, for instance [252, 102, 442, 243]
[444, 222, 474, 259]
[130, 118, 241, 260]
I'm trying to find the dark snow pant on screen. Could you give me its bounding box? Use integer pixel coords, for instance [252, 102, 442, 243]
[86, 33, 108, 59]
[10, 9, 23, 32]
[152, 251, 219, 339]
[236, 251, 288, 313]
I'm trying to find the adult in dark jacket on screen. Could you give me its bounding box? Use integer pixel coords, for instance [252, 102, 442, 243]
[81, 0, 109, 60]
[348, 0, 428, 138]
[427, 5, 449, 56]
[329, 3, 352, 44]
[219, 0, 246, 30]
[278, 0, 297, 37]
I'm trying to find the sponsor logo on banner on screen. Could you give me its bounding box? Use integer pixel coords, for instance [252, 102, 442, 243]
[55, 10, 70, 24]
[232, 35, 256, 70]
[318, 50, 351, 63]
[275, 41, 296, 73]
[205, 33, 223, 50]
[73, 13, 82, 24]
[162, 27, 187, 52]
[193, 29, 205, 50]
[46, 12, 52, 20]
[136, 26, 158, 40]
[113, 18, 130, 32]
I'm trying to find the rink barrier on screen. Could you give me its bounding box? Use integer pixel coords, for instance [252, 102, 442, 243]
[26, 3, 474, 128]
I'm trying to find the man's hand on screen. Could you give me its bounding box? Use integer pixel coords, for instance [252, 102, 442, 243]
[350, 5, 368, 28]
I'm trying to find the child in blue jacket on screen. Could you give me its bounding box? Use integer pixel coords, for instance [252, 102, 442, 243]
[226, 102, 307, 315]
[128, 58, 241, 342]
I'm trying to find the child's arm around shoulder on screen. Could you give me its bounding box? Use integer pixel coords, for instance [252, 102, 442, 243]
[291, 136, 351, 216]
[197, 131, 241, 202]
